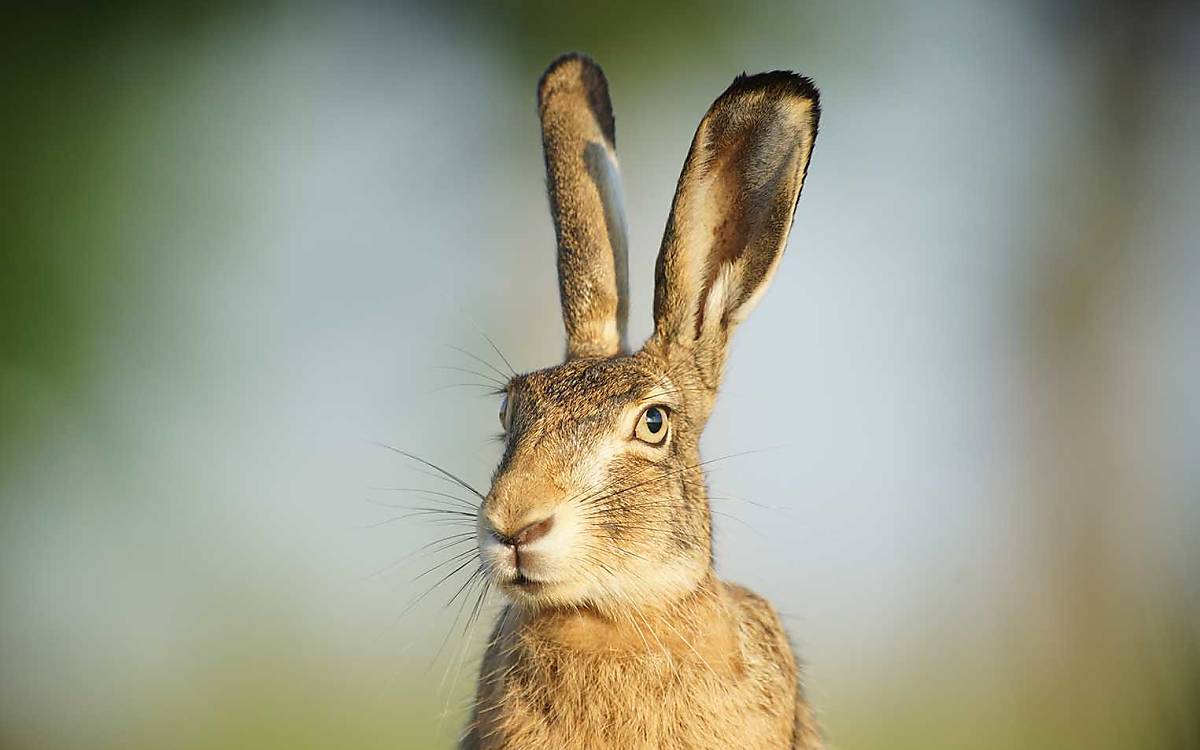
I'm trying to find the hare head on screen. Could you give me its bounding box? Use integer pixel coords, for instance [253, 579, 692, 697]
[478, 54, 819, 617]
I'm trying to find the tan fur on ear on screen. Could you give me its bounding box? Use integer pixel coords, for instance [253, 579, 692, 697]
[538, 54, 630, 359]
[651, 71, 819, 379]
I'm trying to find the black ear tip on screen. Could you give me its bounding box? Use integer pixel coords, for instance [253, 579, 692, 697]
[537, 52, 616, 146]
[543, 51, 600, 74]
[723, 70, 821, 112]
[538, 52, 607, 102]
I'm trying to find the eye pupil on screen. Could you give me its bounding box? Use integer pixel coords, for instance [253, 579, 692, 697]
[634, 405, 669, 444]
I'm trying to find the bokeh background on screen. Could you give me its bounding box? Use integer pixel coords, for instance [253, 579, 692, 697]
[3, 2, 1198, 748]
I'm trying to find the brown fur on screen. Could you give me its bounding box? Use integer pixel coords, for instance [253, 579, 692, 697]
[539, 54, 630, 359]
[460, 54, 822, 749]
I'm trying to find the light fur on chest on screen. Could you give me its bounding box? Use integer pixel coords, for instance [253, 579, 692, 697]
[472, 582, 797, 749]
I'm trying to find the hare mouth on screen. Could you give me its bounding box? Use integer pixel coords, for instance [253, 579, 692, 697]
[509, 572, 547, 592]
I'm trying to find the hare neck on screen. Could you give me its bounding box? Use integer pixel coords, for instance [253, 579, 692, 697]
[515, 572, 740, 673]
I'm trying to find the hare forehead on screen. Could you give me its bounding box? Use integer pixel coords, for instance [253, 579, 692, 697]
[517, 355, 673, 413]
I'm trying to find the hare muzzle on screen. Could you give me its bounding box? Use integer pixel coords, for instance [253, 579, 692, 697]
[479, 473, 583, 597]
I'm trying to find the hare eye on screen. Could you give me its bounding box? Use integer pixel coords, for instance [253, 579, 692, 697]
[499, 393, 510, 430]
[634, 405, 669, 445]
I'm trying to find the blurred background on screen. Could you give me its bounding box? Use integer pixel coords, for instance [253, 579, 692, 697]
[2, 2, 1198, 748]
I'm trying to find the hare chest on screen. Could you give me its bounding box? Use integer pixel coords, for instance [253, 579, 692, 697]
[468, 587, 802, 749]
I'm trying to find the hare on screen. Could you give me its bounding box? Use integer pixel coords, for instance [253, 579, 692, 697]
[459, 53, 822, 749]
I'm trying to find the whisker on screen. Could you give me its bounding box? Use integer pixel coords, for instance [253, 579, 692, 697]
[479, 332, 517, 376]
[710, 509, 765, 538]
[368, 487, 478, 511]
[397, 553, 480, 618]
[434, 569, 492, 710]
[366, 509, 476, 529]
[430, 567, 485, 674]
[576, 450, 767, 512]
[414, 547, 481, 582]
[406, 466, 484, 495]
[708, 494, 790, 515]
[377, 444, 487, 502]
[596, 522, 680, 534]
[464, 578, 492, 639]
[363, 532, 475, 580]
[443, 564, 487, 612]
[428, 382, 504, 395]
[372, 505, 476, 518]
[447, 343, 512, 384]
[433, 365, 507, 388]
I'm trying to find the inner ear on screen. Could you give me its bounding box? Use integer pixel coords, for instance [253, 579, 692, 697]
[650, 71, 819, 352]
[695, 120, 795, 331]
[697, 128, 755, 330]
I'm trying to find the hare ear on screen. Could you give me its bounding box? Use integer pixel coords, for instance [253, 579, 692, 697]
[649, 72, 819, 376]
[538, 54, 630, 360]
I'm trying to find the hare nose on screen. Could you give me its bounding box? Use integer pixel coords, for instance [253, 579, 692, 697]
[515, 515, 555, 545]
[496, 515, 554, 547]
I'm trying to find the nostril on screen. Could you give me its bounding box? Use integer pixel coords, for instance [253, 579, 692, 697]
[513, 516, 554, 546]
[489, 528, 516, 547]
